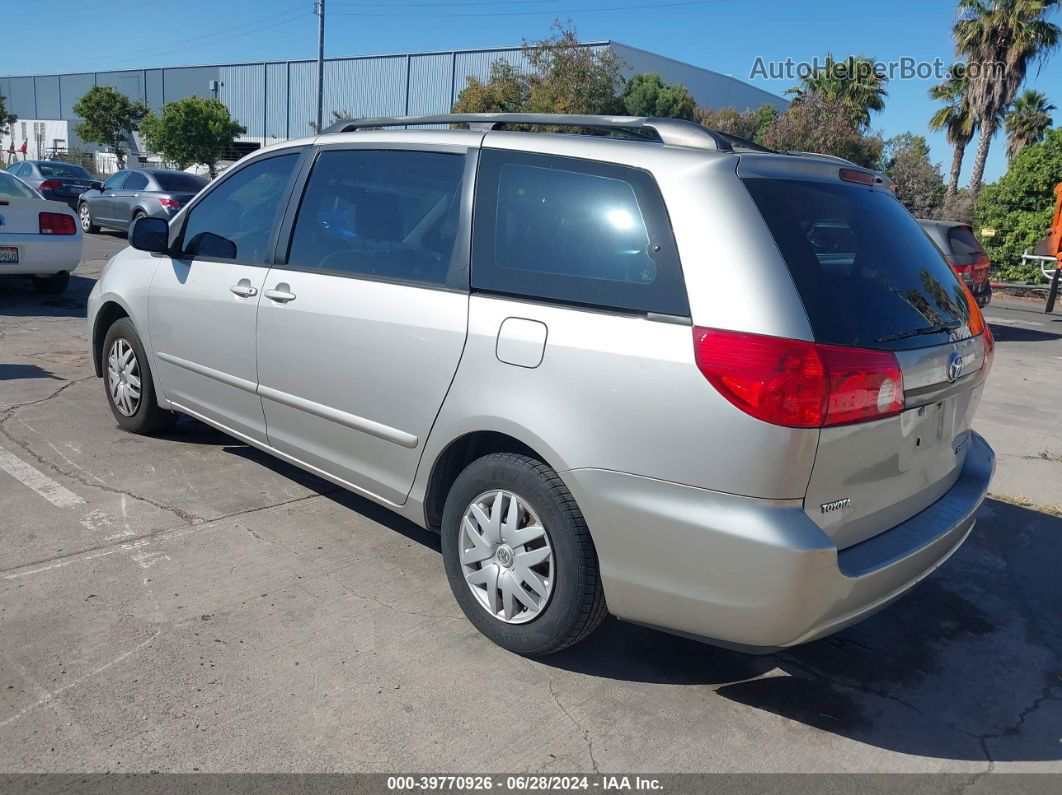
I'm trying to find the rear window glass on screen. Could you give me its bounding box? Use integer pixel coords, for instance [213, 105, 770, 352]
[0, 172, 38, 199]
[472, 150, 689, 316]
[37, 162, 93, 179]
[155, 172, 207, 192]
[743, 178, 977, 350]
[946, 225, 985, 258]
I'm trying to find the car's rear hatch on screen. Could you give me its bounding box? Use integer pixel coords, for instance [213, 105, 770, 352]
[944, 224, 991, 293]
[0, 197, 48, 234]
[739, 163, 991, 550]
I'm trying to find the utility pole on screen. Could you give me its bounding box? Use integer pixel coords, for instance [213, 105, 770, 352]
[315, 0, 325, 133]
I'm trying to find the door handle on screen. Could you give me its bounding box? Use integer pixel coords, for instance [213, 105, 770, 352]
[229, 281, 258, 298]
[264, 285, 296, 303]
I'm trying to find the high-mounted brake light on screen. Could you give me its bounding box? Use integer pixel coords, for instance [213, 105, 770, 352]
[839, 168, 876, 186]
[692, 328, 904, 428]
[38, 179, 64, 192]
[39, 212, 76, 235]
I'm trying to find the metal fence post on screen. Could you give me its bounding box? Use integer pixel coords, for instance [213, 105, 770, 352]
[1046, 265, 1061, 314]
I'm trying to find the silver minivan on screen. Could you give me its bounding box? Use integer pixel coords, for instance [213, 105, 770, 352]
[87, 114, 995, 655]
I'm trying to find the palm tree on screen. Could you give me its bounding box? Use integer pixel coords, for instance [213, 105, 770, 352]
[928, 71, 977, 198]
[785, 53, 888, 128]
[1004, 88, 1056, 158]
[954, 0, 1061, 194]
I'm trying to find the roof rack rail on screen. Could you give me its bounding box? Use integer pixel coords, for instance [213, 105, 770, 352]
[321, 113, 736, 152]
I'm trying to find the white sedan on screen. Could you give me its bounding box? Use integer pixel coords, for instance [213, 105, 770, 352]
[0, 170, 83, 295]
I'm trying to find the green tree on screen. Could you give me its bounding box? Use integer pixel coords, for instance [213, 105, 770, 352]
[1004, 89, 1055, 159]
[761, 93, 883, 167]
[0, 92, 15, 141]
[73, 85, 148, 168]
[140, 97, 245, 178]
[621, 73, 696, 120]
[453, 61, 532, 114]
[695, 104, 778, 144]
[784, 53, 888, 128]
[974, 127, 1062, 280]
[928, 70, 977, 198]
[954, 0, 1061, 194]
[452, 22, 624, 118]
[881, 133, 947, 217]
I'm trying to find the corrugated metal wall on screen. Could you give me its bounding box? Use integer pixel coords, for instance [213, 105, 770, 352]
[1, 43, 785, 150]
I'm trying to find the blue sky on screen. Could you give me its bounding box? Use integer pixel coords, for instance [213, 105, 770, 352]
[5, 0, 1061, 184]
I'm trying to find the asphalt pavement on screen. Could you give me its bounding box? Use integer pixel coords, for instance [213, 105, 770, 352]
[0, 233, 1060, 774]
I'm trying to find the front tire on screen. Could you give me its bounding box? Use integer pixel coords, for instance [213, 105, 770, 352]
[31, 271, 70, 295]
[79, 203, 99, 233]
[441, 453, 607, 655]
[101, 318, 177, 434]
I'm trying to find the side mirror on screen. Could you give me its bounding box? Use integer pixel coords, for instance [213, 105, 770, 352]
[129, 216, 169, 253]
[90, 181, 103, 191]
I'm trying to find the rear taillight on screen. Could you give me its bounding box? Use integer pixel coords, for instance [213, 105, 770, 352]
[158, 198, 181, 209]
[982, 324, 995, 376]
[39, 212, 76, 235]
[38, 179, 64, 191]
[692, 328, 904, 428]
[959, 280, 986, 336]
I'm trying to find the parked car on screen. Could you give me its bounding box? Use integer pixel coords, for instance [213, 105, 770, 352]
[918, 219, 992, 307]
[0, 170, 82, 294]
[6, 159, 100, 210]
[87, 114, 995, 656]
[78, 168, 207, 234]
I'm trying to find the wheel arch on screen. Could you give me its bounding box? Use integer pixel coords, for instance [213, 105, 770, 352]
[422, 429, 562, 532]
[91, 300, 130, 377]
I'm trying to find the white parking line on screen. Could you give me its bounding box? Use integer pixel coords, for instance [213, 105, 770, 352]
[0, 444, 85, 508]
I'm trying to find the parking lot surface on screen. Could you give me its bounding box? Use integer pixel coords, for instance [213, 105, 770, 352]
[1, 233, 1060, 774]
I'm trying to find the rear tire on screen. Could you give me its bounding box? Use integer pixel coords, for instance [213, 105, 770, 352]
[31, 271, 70, 295]
[79, 203, 99, 234]
[101, 317, 177, 435]
[441, 453, 607, 655]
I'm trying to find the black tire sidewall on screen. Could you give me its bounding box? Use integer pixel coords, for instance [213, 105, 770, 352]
[441, 454, 594, 655]
[101, 318, 166, 433]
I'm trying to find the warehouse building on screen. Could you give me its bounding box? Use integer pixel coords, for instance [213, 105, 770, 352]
[1, 41, 786, 160]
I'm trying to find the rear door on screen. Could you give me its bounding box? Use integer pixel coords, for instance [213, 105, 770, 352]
[255, 144, 474, 505]
[742, 174, 991, 549]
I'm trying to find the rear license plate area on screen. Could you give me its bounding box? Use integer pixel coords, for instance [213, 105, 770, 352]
[898, 399, 953, 471]
[0, 246, 18, 264]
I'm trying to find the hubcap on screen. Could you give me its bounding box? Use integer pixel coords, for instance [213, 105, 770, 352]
[79, 205, 90, 229]
[459, 490, 553, 624]
[107, 338, 141, 417]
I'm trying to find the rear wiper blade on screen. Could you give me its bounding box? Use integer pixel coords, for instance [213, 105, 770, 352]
[875, 320, 961, 343]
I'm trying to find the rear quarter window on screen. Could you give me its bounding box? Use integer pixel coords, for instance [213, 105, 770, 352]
[743, 178, 978, 350]
[472, 150, 689, 316]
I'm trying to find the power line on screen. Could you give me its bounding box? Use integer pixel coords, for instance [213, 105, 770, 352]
[82, 6, 307, 67]
[333, 1, 563, 6]
[330, 0, 729, 18]
[84, 10, 312, 72]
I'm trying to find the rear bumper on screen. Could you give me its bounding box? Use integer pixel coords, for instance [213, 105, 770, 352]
[0, 234, 82, 276]
[564, 431, 994, 652]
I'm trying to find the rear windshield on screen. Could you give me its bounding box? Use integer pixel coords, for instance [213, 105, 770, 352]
[743, 178, 976, 350]
[154, 172, 207, 192]
[37, 162, 93, 179]
[0, 171, 39, 199]
[946, 225, 986, 258]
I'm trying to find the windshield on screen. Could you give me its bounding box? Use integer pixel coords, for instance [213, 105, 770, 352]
[743, 178, 977, 350]
[155, 172, 207, 192]
[0, 172, 40, 200]
[37, 162, 94, 180]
